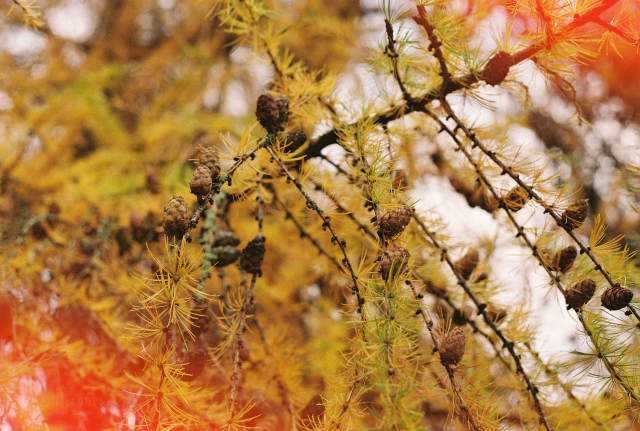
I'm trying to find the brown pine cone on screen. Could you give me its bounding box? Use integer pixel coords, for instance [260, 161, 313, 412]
[451, 304, 475, 326]
[213, 231, 241, 247]
[199, 147, 221, 182]
[392, 170, 409, 190]
[162, 195, 189, 238]
[486, 305, 507, 324]
[450, 177, 497, 213]
[190, 165, 213, 197]
[181, 350, 207, 382]
[239, 236, 266, 275]
[562, 199, 589, 229]
[549, 246, 577, 273]
[212, 245, 241, 267]
[601, 285, 633, 311]
[501, 186, 530, 212]
[190, 306, 212, 336]
[438, 327, 466, 367]
[145, 171, 161, 194]
[565, 279, 596, 311]
[377, 206, 414, 239]
[379, 247, 410, 280]
[256, 94, 280, 130]
[455, 250, 479, 281]
[480, 51, 512, 86]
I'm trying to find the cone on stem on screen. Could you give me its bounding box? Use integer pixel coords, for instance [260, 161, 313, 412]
[601, 285, 633, 311]
[480, 51, 512, 86]
[565, 279, 596, 311]
[199, 147, 221, 183]
[549, 246, 577, 273]
[561, 199, 588, 229]
[190, 165, 213, 197]
[379, 247, 410, 280]
[454, 250, 479, 281]
[438, 327, 466, 367]
[501, 186, 530, 212]
[240, 236, 266, 275]
[162, 195, 188, 238]
[377, 206, 414, 239]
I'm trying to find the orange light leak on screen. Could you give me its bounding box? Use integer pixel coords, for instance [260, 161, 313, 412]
[492, 0, 640, 109]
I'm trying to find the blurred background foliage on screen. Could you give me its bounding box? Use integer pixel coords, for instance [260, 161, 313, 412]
[2, 0, 640, 430]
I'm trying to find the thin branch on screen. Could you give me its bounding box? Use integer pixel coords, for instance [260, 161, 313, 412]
[428, 103, 640, 407]
[265, 145, 370, 339]
[385, 19, 414, 104]
[439, 100, 639, 319]
[226, 273, 258, 430]
[302, 0, 622, 160]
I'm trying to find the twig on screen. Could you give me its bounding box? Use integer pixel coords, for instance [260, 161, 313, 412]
[444, 365, 483, 431]
[385, 19, 414, 104]
[265, 145, 370, 338]
[273, 193, 344, 270]
[226, 273, 258, 430]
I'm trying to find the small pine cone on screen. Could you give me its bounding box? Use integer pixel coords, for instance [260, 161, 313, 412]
[162, 195, 189, 238]
[452, 304, 475, 326]
[181, 350, 207, 382]
[239, 236, 266, 274]
[256, 94, 280, 130]
[199, 147, 221, 182]
[480, 51, 512, 86]
[550, 246, 577, 273]
[565, 279, 596, 310]
[455, 250, 479, 281]
[601, 285, 633, 311]
[190, 165, 212, 197]
[190, 307, 212, 336]
[274, 96, 290, 124]
[145, 171, 161, 194]
[379, 247, 410, 280]
[392, 170, 409, 190]
[377, 206, 414, 239]
[562, 199, 589, 229]
[213, 231, 241, 247]
[486, 305, 507, 324]
[501, 186, 530, 212]
[212, 245, 241, 267]
[284, 130, 307, 152]
[438, 327, 466, 367]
